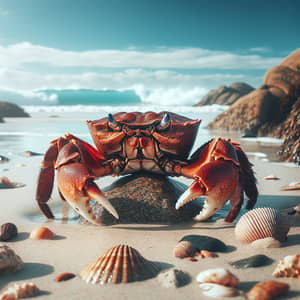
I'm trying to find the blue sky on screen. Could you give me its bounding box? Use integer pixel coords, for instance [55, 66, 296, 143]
[0, 0, 299, 105]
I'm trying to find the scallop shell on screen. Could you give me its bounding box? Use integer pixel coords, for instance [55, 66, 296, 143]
[80, 244, 160, 284]
[199, 283, 240, 298]
[246, 280, 289, 300]
[0, 282, 39, 299]
[196, 268, 239, 287]
[0, 245, 23, 274]
[272, 254, 300, 278]
[235, 207, 290, 244]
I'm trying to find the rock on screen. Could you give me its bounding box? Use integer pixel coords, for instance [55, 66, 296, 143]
[0, 101, 30, 118]
[208, 49, 300, 164]
[157, 268, 190, 288]
[195, 82, 254, 106]
[79, 172, 201, 225]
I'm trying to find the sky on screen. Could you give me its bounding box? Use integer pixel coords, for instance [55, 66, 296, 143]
[0, 0, 299, 105]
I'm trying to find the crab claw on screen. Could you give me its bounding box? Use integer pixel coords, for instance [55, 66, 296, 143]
[176, 160, 240, 221]
[57, 163, 119, 225]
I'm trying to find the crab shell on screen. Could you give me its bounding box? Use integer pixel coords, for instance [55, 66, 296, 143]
[87, 111, 201, 159]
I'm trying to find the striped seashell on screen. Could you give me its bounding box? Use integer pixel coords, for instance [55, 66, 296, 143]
[80, 244, 160, 284]
[235, 207, 290, 244]
[196, 268, 239, 287]
[272, 254, 300, 278]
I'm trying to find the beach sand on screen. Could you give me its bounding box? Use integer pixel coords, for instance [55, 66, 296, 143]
[0, 138, 299, 299]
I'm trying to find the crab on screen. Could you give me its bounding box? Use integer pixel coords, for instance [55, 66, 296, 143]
[36, 111, 258, 225]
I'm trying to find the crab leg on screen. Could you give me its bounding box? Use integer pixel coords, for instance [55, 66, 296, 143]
[176, 160, 240, 221]
[36, 135, 118, 225]
[57, 162, 118, 224]
[176, 138, 257, 222]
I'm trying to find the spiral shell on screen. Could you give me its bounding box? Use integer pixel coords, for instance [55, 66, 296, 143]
[272, 254, 300, 278]
[235, 207, 290, 244]
[0, 245, 23, 274]
[80, 244, 160, 284]
[0, 282, 39, 299]
[196, 268, 239, 287]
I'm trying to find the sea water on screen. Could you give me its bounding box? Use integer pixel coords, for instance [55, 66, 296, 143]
[0, 104, 227, 158]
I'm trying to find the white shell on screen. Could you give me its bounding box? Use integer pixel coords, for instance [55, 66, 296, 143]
[0, 282, 39, 299]
[0, 245, 23, 274]
[199, 283, 240, 298]
[251, 237, 281, 249]
[235, 207, 290, 244]
[80, 244, 160, 284]
[272, 254, 300, 278]
[196, 268, 239, 287]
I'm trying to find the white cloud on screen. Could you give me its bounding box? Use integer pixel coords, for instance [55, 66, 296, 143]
[0, 42, 282, 69]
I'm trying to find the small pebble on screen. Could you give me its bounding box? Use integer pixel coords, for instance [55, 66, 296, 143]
[0, 223, 18, 241]
[55, 272, 76, 282]
[187, 257, 197, 262]
[30, 227, 55, 240]
[157, 268, 190, 288]
[230, 254, 274, 269]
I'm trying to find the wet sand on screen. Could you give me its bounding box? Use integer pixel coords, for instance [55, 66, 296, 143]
[0, 140, 300, 299]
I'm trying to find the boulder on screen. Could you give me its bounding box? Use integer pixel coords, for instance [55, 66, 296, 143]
[195, 82, 254, 106]
[208, 49, 300, 164]
[0, 101, 30, 118]
[79, 172, 201, 225]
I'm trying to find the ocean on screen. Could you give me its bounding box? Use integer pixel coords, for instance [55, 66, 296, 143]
[0, 104, 228, 159]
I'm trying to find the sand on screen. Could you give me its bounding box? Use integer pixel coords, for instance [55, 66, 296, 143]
[0, 140, 300, 299]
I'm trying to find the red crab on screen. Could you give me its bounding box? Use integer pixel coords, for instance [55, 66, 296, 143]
[36, 111, 258, 225]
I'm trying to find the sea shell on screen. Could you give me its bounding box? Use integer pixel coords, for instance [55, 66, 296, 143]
[0, 282, 39, 299]
[246, 280, 289, 300]
[80, 244, 160, 284]
[0, 245, 23, 274]
[29, 227, 55, 239]
[272, 254, 300, 278]
[281, 181, 300, 191]
[250, 237, 281, 249]
[173, 241, 197, 258]
[196, 268, 239, 287]
[235, 207, 290, 244]
[199, 283, 240, 298]
[0, 177, 25, 189]
[230, 254, 274, 269]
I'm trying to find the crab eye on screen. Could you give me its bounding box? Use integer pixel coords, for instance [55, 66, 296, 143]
[157, 113, 170, 130]
[107, 113, 120, 130]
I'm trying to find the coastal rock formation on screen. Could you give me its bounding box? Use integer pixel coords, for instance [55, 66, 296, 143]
[208, 49, 300, 164]
[0, 101, 30, 119]
[195, 82, 254, 106]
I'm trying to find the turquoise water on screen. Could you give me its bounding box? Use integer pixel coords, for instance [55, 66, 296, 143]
[0, 105, 227, 158]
